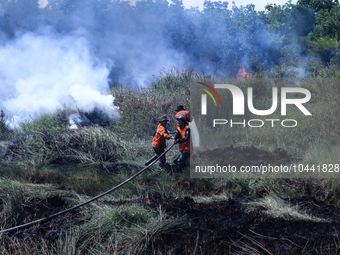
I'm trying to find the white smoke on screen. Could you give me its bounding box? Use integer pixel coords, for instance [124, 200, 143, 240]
[68, 113, 90, 129]
[0, 30, 119, 128]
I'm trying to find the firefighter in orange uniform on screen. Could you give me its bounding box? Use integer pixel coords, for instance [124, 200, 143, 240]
[173, 116, 192, 170]
[175, 105, 192, 128]
[152, 116, 173, 167]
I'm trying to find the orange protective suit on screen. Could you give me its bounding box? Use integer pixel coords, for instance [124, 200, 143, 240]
[175, 110, 192, 128]
[176, 125, 192, 153]
[152, 123, 171, 164]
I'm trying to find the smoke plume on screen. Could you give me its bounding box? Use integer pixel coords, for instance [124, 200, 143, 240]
[0, 0, 312, 127]
[0, 30, 118, 128]
[0, 0, 188, 127]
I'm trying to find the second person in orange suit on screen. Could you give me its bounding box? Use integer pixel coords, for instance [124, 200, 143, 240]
[175, 105, 192, 129]
[152, 115, 173, 167]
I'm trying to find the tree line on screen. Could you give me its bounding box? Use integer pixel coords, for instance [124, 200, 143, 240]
[0, 0, 339, 78]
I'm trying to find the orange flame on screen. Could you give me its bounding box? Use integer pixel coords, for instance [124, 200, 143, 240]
[236, 65, 251, 79]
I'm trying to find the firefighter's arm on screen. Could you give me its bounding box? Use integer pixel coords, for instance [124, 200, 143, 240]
[163, 131, 173, 140]
[176, 129, 190, 144]
[173, 130, 180, 144]
[158, 126, 171, 139]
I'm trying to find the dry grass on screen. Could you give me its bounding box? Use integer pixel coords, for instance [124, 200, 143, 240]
[1, 126, 125, 169]
[0, 203, 190, 255]
[111, 86, 189, 138]
[245, 195, 328, 222]
[0, 70, 340, 254]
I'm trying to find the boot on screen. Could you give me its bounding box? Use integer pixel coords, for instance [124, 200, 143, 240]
[173, 152, 181, 165]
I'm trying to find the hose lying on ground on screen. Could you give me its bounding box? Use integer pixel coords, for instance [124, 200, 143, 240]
[0, 143, 176, 234]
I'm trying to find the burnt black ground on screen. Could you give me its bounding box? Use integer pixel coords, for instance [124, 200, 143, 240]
[8, 194, 340, 254]
[4, 146, 340, 254]
[144, 195, 340, 254]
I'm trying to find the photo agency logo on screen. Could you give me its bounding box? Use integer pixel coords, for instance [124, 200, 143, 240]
[197, 82, 312, 128]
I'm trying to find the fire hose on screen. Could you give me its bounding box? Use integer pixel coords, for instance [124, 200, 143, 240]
[0, 143, 176, 234]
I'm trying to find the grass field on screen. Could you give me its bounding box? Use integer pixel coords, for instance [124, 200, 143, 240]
[1, 70, 340, 254]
